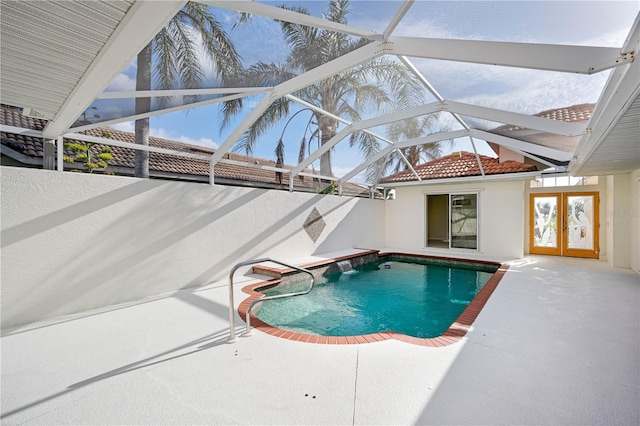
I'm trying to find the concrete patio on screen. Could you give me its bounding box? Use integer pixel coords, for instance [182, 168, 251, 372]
[1, 255, 638, 425]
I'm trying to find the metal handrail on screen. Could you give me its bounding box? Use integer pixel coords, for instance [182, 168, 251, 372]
[227, 258, 315, 343]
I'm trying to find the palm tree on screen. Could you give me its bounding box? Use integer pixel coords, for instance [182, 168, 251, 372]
[367, 115, 452, 182]
[135, 2, 242, 178]
[222, 0, 425, 181]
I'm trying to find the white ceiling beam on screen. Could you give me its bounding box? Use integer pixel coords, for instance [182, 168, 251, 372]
[286, 95, 351, 126]
[286, 94, 398, 147]
[210, 41, 386, 165]
[42, 1, 186, 139]
[389, 36, 630, 74]
[444, 100, 587, 136]
[285, 95, 420, 181]
[382, 0, 414, 40]
[97, 87, 270, 100]
[201, 0, 381, 41]
[398, 55, 471, 131]
[471, 129, 573, 162]
[69, 91, 259, 133]
[352, 101, 443, 131]
[340, 129, 469, 183]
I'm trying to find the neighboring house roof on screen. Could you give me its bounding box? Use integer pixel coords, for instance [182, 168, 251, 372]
[488, 103, 595, 157]
[379, 151, 536, 184]
[0, 107, 369, 196]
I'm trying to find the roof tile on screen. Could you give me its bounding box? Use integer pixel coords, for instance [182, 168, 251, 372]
[380, 151, 536, 183]
[0, 107, 368, 196]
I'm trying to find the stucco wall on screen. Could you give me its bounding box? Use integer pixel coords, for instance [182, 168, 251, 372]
[1, 167, 385, 330]
[605, 174, 632, 268]
[384, 180, 525, 261]
[630, 169, 640, 274]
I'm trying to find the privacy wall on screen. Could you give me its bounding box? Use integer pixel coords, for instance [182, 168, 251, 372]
[1, 167, 385, 330]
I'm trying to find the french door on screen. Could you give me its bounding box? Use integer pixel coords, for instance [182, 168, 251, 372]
[529, 192, 599, 258]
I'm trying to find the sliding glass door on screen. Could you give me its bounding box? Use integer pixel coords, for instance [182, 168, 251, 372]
[426, 193, 478, 250]
[450, 194, 478, 249]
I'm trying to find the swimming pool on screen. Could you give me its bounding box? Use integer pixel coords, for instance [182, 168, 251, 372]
[241, 254, 506, 343]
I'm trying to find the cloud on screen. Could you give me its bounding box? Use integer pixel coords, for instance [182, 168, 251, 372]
[108, 121, 219, 149]
[110, 121, 134, 132]
[106, 72, 136, 92]
[148, 127, 219, 149]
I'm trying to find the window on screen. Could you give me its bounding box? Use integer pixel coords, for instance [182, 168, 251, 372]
[530, 176, 598, 188]
[426, 193, 478, 250]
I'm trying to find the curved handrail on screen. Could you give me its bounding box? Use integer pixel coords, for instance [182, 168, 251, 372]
[228, 258, 315, 342]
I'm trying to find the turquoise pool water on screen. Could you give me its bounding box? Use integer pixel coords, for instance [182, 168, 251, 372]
[255, 258, 495, 338]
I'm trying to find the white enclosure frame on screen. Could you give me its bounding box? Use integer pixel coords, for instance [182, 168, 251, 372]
[1, 0, 638, 192]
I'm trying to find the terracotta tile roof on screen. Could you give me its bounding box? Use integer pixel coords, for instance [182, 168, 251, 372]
[0, 107, 369, 196]
[493, 103, 594, 133]
[379, 151, 536, 183]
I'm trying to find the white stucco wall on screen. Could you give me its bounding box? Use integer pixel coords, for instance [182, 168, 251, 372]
[604, 170, 640, 272]
[0, 167, 385, 330]
[630, 169, 640, 274]
[605, 174, 632, 268]
[384, 180, 525, 261]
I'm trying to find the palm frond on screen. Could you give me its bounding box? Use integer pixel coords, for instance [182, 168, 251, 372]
[231, 96, 291, 154]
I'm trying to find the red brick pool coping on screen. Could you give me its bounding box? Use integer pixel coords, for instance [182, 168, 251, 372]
[238, 253, 509, 346]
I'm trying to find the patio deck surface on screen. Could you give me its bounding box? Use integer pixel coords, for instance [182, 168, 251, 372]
[1, 254, 638, 425]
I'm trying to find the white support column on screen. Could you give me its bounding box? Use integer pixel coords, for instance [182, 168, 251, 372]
[42, 139, 56, 170]
[56, 136, 64, 171]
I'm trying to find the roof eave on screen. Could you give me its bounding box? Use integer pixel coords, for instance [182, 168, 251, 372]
[377, 171, 543, 188]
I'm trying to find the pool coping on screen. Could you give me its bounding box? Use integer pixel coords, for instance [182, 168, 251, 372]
[239, 252, 509, 346]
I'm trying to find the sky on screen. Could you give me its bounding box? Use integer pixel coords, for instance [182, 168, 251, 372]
[100, 1, 639, 183]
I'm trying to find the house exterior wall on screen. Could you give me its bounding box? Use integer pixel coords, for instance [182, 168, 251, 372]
[0, 167, 385, 330]
[605, 173, 635, 269]
[385, 180, 525, 261]
[630, 169, 640, 274]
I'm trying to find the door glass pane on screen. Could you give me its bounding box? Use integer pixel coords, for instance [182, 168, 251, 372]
[567, 195, 594, 250]
[533, 196, 558, 248]
[451, 194, 477, 249]
[426, 194, 449, 248]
